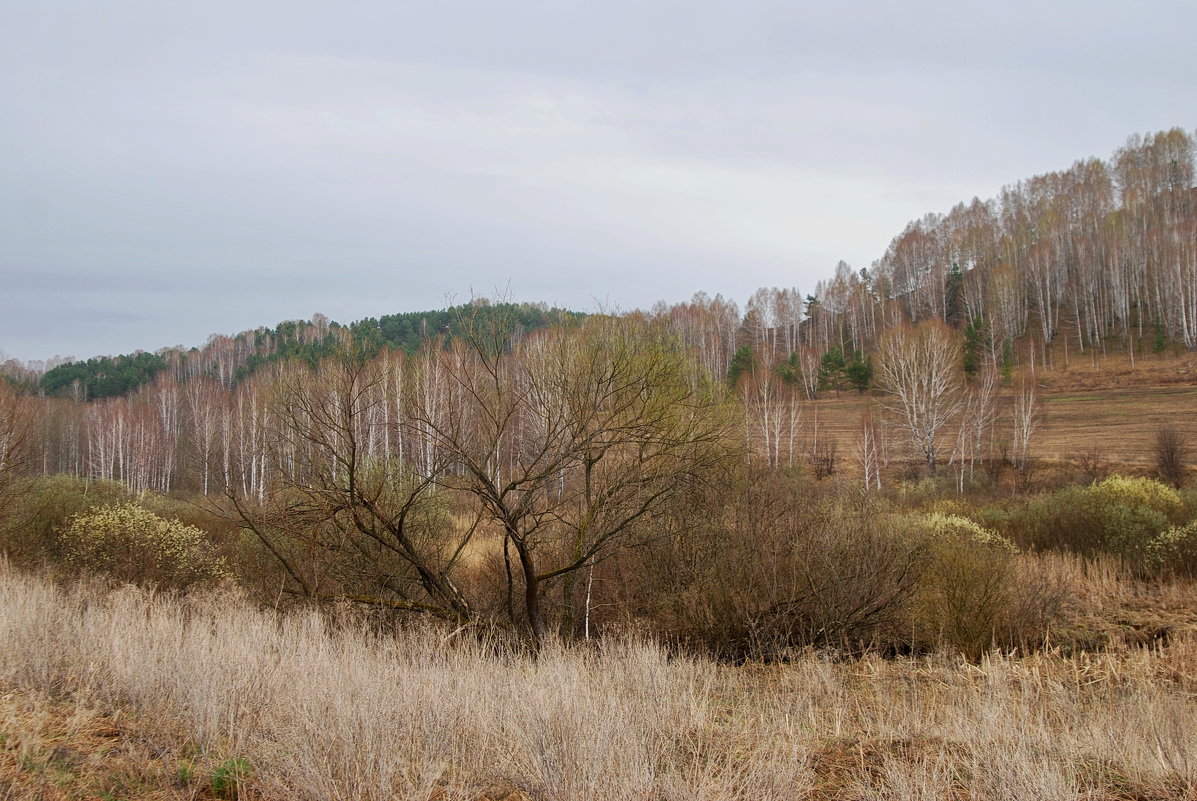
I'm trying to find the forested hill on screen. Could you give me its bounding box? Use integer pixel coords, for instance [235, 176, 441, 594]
[39, 302, 583, 400]
[26, 126, 1197, 401]
[791, 127, 1197, 365]
[671, 127, 1196, 393]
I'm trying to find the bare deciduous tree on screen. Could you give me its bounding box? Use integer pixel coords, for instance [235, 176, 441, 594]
[739, 369, 801, 469]
[1010, 377, 1040, 489]
[875, 321, 963, 474]
[411, 313, 737, 644]
[856, 408, 882, 492]
[1155, 425, 1189, 488]
[230, 348, 474, 620]
[950, 368, 1000, 492]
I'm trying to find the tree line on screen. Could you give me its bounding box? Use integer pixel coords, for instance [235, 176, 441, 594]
[17, 128, 1195, 412]
[1, 129, 1191, 496]
[32, 303, 581, 400]
[660, 128, 1196, 389]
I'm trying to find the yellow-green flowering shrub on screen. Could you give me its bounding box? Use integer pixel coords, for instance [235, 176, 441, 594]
[1010, 476, 1184, 569]
[907, 512, 1019, 658]
[60, 503, 229, 589]
[922, 512, 1019, 553]
[1087, 475, 1184, 519]
[0, 475, 130, 567]
[1148, 521, 1197, 576]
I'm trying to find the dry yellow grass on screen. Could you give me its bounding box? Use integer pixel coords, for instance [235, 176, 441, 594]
[1034, 386, 1197, 464]
[0, 689, 201, 801]
[801, 382, 1196, 474]
[3, 561, 1197, 800]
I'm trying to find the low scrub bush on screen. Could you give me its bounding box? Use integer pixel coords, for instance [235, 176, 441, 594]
[630, 475, 1073, 659]
[1179, 487, 1197, 520]
[905, 512, 1067, 658]
[633, 476, 929, 659]
[1088, 475, 1184, 518]
[60, 503, 229, 589]
[910, 528, 1012, 658]
[1147, 521, 1197, 577]
[0, 475, 130, 567]
[921, 511, 1018, 552]
[1008, 476, 1188, 571]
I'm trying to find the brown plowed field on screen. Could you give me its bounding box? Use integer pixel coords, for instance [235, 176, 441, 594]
[799, 356, 1197, 470]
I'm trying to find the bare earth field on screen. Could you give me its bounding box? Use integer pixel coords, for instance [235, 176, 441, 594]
[806, 352, 1197, 472]
[1035, 386, 1197, 463]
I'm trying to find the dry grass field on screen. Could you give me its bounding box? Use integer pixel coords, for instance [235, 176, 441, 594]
[5, 559, 1197, 801]
[798, 350, 1197, 474]
[1035, 386, 1197, 463]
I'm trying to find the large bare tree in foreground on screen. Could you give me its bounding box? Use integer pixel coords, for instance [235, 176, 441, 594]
[412, 313, 736, 643]
[229, 350, 475, 618]
[231, 315, 735, 644]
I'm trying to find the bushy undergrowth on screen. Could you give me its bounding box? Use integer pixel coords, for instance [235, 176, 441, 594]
[624, 475, 1068, 660]
[1149, 521, 1197, 577]
[0, 474, 130, 565]
[6, 471, 1194, 658]
[1, 475, 234, 591]
[60, 503, 230, 589]
[906, 513, 1017, 659]
[920, 511, 1018, 551]
[989, 475, 1196, 575]
[645, 484, 930, 658]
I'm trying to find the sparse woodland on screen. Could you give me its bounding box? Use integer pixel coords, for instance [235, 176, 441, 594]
[2, 128, 1197, 799]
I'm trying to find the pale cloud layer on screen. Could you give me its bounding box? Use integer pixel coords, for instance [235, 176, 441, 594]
[2, 0, 1194, 361]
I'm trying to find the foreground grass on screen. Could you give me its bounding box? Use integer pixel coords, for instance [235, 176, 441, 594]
[3, 565, 1197, 800]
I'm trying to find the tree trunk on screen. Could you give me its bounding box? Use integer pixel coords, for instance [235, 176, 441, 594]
[515, 540, 544, 646]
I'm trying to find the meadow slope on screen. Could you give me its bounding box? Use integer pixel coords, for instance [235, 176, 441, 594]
[4, 562, 1197, 800]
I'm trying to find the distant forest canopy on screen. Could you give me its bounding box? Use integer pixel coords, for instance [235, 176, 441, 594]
[5, 125, 1196, 402]
[665, 126, 1196, 384]
[32, 302, 583, 400]
[0, 127, 1194, 496]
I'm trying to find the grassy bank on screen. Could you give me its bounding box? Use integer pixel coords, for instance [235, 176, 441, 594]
[3, 563, 1197, 800]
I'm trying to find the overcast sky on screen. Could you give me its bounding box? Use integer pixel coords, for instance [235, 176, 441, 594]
[2, 1, 1194, 363]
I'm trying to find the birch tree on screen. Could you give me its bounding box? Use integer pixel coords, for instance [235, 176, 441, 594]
[1010, 376, 1040, 483]
[856, 408, 883, 492]
[740, 369, 801, 469]
[875, 320, 963, 474]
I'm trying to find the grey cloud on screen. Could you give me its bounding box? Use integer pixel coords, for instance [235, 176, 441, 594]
[0, 268, 171, 294]
[1, 1, 1195, 361]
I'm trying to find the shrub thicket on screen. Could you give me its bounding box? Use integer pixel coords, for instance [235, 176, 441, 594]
[1147, 521, 1197, 576]
[1006, 476, 1189, 572]
[629, 475, 929, 659]
[0, 469, 1166, 657]
[0, 475, 131, 567]
[60, 503, 229, 589]
[908, 513, 1019, 659]
[626, 477, 1068, 659]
